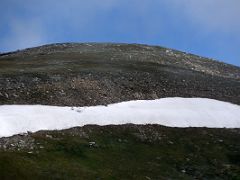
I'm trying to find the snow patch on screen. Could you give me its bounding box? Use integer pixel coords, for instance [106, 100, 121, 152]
[0, 98, 240, 137]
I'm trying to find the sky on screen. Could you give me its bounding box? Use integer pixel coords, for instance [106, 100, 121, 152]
[0, 0, 239, 67]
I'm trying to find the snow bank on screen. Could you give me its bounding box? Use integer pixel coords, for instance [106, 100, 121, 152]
[0, 98, 240, 137]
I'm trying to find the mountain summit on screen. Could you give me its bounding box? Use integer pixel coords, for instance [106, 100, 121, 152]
[0, 43, 239, 106]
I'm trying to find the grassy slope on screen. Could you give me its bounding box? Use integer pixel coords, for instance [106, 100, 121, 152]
[0, 125, 239, 180]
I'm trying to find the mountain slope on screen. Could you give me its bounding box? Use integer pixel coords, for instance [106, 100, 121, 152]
[0, 43, 239, 106]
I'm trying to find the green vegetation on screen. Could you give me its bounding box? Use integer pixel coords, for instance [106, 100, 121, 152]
[0, 125, 239, 179]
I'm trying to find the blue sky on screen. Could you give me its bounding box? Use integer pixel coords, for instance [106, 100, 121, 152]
[0, 0, 239, 67]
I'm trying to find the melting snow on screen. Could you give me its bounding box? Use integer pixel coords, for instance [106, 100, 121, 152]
[0, 98, 240, 137]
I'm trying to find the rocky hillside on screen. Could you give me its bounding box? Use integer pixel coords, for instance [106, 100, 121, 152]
[0, 43, 239, 106]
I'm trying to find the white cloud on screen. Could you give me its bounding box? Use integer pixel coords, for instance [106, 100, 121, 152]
[167, 0, 240, 33]
[2, 0, 239, 52]
[2, 19, 46, 51]
[1, 0, 119, 51]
